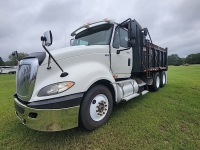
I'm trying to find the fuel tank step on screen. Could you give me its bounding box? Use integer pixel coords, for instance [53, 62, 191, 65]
[122, 93, 140, 101]
[141, 90, 149, 95]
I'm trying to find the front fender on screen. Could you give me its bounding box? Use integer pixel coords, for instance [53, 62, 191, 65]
[77, 62, 115, 90]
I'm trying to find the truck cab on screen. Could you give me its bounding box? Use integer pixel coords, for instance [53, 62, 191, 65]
[71, 20, 133, 78]
[14, 18, 168, 131]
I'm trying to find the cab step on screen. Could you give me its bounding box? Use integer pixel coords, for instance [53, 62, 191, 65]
[141, 90, 149, 95]
[122, 93, 140, 101]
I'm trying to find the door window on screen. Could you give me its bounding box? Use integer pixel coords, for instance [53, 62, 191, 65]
[113, 27, 128, 49]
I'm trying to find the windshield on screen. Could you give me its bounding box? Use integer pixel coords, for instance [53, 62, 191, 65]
[72, 24, 113, 46]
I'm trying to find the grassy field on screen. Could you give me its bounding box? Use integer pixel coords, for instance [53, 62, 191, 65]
[0, 65, 200, 149]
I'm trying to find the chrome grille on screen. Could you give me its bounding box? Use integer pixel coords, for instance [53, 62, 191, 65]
[17, 58, 38, 101]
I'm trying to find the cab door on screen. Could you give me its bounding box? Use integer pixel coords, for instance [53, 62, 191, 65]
[110, 26, 132, 78]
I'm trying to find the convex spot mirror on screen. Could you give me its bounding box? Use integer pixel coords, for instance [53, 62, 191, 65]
[42, 30, 53, 46]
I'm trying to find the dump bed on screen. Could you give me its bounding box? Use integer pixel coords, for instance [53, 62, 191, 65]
[143, 42, 168, 72]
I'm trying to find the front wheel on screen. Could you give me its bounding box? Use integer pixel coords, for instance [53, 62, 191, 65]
[80, 85, 113, 130]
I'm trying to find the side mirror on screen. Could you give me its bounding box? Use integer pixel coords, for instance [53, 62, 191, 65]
[70, 39, 74, 46]
[142, 28, 148, 36]
[41, 30, 53, 46]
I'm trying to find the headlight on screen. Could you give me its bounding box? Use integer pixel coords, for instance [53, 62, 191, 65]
[38, 81, 75, 97]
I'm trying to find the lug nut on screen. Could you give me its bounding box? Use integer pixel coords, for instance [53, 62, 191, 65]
[92, 100, 96, 104]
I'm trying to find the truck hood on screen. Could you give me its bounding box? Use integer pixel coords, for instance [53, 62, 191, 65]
[42, 45, 109, 65]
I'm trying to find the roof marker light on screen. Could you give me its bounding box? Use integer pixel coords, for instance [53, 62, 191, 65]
[103, 18, 110, 22]
[83, 23, 90, 28]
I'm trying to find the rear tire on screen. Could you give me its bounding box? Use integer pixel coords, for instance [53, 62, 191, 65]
[150, 72, 160, 91]
[160, 71, 166, 87]
[80, 85, 113, 130]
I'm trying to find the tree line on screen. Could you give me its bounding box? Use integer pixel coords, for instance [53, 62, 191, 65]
[168, 53, 200, 66]
[0, 53, 28, 66]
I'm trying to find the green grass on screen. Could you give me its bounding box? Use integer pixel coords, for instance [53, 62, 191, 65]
[0, 65, 200, 150]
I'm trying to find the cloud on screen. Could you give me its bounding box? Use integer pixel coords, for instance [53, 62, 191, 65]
[0, 0, 200, 61]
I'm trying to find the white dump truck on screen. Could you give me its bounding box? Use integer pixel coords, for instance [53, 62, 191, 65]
[14, 18, 168, 131]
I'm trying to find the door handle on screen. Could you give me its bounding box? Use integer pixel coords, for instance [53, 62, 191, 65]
[128, 58, 131, 66]
[105, 54, 110, 56]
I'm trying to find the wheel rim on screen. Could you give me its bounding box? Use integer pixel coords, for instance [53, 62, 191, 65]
[90, 94, 109, 121]
[156, 75, 160, 88]
[162, 73, 166, 84]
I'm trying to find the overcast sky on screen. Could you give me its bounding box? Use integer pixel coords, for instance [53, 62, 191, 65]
[0, 0, 200, 61]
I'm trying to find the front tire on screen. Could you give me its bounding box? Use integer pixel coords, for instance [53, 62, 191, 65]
[80, 85, 113, 130]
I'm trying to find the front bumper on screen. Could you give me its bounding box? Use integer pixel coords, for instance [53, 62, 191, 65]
[14, 93, 83, 131]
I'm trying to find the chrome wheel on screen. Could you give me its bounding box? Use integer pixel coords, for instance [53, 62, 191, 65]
[149, 72, 160, 91]
[156, 75, 160, 88]
[160, 71, 166, 87]
[162, 73, 166, 84]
